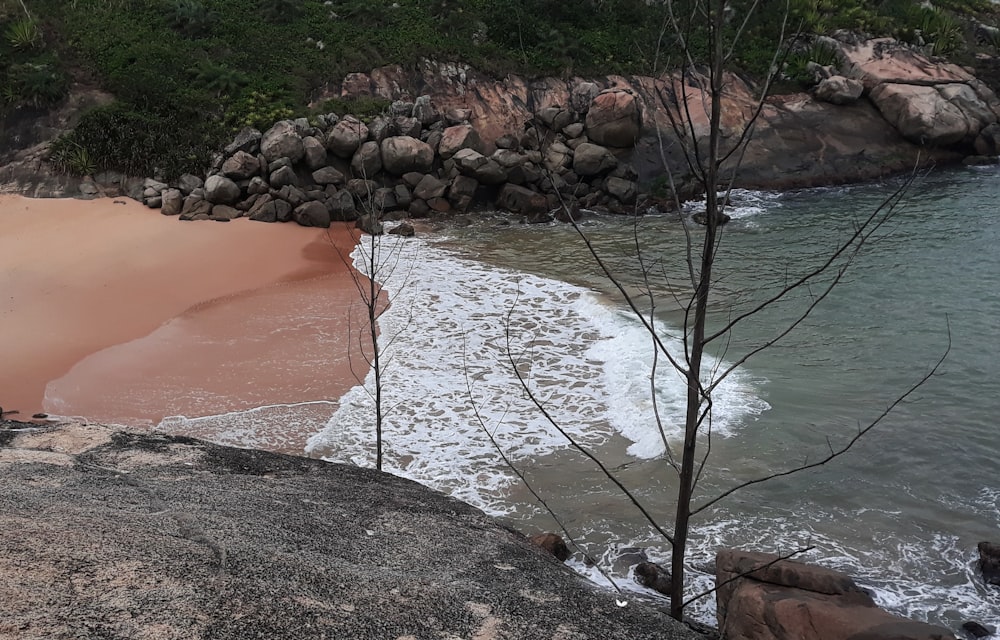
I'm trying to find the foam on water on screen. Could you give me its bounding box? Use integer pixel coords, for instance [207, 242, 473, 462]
[683, 188, 782, 226]
[305, 234, 767, 512]
[577, 492, 1000, 630]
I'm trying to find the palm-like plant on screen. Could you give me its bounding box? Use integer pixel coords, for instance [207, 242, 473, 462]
[5, 17, 41, 49]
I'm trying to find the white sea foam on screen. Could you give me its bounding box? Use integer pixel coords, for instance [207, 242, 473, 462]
[305, 234, 767, 513]
[683, 188, 782, 225]
[594, 501, 1000, 630]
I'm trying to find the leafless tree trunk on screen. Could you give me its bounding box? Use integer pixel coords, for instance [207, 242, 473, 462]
[503, 0, 949, 622]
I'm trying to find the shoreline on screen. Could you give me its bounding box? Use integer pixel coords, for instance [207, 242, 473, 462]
[0, 195, 368, 436]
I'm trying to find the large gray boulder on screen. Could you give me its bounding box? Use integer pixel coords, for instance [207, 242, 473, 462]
[438, 124, 483, 159]
[814, 76, 864, 105]
[571, 81, 601, 114]
[203, 175, 241, 205]
[260, 120, 305, 164]
[453, 148, 507, 184]
[870, 83, 976, 146]
[224, 127, 262, 156]
[380, 136, 435, 175]
[584, 89, 641, 148]
[572, 142, 618, 176]
[293, 201, 331, 228]
[312, 166, 345, 186]
[412, 94, 440, 127]
[301, 135, 328, 170]
[221, 150, 260, 180]
[351, 141, 383, 178]
[327, 189, 356, 220]
[498, 183, 547, 215]
[326, 116, 369, 158]
[160, 188, 183, 216]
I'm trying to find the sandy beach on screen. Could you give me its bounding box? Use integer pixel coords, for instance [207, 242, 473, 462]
[0, 195, 368, 448]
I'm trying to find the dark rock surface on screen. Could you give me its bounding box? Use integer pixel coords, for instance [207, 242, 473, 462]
[0, 422, 700, 639]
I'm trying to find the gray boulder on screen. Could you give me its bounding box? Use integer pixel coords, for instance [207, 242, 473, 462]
[585, 89, 641, 148]
[269, 165, 298, 188]
[570, 81, 601, 114]
[302, 136, 328, 170]
[260, 121, 304, 164]
[438, 124, 483, 159]
[394, 116, 422, 138]
[204, 175, 241, 205]
[224, 127, 262, 156]
[814, 76, 864, 105]
[449, 175, 478, 212]
[381, 136, 435, 175]
[412, 95, 440, 127]
[327, 190, 356, 220]
[605, 176, 637, 205]
[312, 166, 345, 186]
[351, 141, 383, 178]
[247, 194, 277, 222]
[453, 148, 506, 184]
[176, 173, 203, 196]
[572, 142, 618, 176]
[870, 83, 972, 146]
[498, 183, 547, 215]
[221, 151, 260, 180]
[210, 204, 240, 220]
[160, 188, 183, 216]
[293, 201, 331, 228]
[326, 116, 369, 158]
[413, 174, 447, 201]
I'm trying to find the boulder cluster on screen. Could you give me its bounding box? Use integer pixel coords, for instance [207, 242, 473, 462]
[138, 86, 646, 229]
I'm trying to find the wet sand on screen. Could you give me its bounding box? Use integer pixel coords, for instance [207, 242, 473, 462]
[0, 195, 368, 448]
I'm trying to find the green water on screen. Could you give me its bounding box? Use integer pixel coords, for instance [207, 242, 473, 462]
[432, 167, 1000, 628]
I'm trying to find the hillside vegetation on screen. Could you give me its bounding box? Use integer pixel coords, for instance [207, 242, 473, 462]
[1, 0, 998, 177]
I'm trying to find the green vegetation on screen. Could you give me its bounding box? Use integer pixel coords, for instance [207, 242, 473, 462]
[3, 0, 999, 176]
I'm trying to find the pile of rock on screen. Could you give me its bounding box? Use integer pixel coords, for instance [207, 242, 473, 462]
[137, 87, 647, 229]
[716, 550, 958, 640]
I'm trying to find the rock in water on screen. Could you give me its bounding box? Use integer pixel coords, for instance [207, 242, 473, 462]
[978, 541, 1000, 586]
[634, 562, 671, 595]
[528, 533, 570, 562]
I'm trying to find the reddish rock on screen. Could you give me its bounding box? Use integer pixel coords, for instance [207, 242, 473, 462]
[438, 124, 483, 159]
[716, 550, 956, 640]
[528, 533, 569, 562]
[634, 561, 671, 595]
[585, 89, 641, 148]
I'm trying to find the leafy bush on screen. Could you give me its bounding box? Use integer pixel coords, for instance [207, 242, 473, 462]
[165, 0, 217, 38]
[318, 96, 390, 119]
[5, 17, 40, 50]
[7, 60, 66, 106]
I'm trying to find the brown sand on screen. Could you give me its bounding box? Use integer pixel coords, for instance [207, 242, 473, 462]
[0, 195, 367, 448]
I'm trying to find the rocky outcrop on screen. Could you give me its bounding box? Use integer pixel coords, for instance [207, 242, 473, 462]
[0, 421, 698, 640]
[716, 550, 956, 640]
[844, 39, 1000, 149]
[978, 541, 1000, 586]
[815, 76, 864, 105]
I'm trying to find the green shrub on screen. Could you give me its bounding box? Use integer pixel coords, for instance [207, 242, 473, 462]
[5, 17, 40, 50]
[165, 0, 217, 38]
[7, 61, 66, 106]
[318, 96, 390, 120]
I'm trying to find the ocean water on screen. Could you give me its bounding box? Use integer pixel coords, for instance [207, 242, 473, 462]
[305, 166, 999, 630]
[140, 166, 1000, 630]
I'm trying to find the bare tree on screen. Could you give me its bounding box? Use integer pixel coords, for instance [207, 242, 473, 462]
[502, 0, 949, 622]
[331, 163, 415, 472]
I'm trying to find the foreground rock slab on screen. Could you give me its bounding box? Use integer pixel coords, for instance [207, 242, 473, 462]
[0, 422, 697, 640]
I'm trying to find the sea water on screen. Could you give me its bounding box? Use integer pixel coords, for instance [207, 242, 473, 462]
[166, 166, 997, 630]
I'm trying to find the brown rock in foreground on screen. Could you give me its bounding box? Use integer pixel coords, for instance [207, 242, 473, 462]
[716, 550, 956, 640]
[0, 421, 698, 640]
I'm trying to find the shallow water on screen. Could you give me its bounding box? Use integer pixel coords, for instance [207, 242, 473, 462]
[308, 167, 999, 629]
